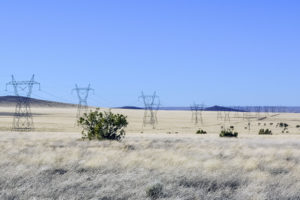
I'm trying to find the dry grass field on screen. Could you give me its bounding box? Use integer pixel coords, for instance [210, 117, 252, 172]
[1, 106, 300, 199]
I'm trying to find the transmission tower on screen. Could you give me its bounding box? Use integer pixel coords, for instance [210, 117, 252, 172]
[190, 103, 204, 125]
[6, 75, 40, 131]
[256, 106, 262, 119]
[224, 111, 230, 122]
[217, 109, 223, 120]
[72, 84, 94, 119]
[243, 106, 251, 120]
[139, 91, 160, 129]
[233, 106, 241, 118]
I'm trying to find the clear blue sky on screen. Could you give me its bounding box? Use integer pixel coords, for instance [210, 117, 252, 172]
[0, 0, 299, 107]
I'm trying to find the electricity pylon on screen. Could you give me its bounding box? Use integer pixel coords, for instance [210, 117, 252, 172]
[224, 111, 230, 122]
[190, 103, 204, 125]
[256, 106, 261, 119]
[234, 106, 240, 118]
[72, 84, 94, 119]
[6, 75, 40, 131]
[243, 106, 251, 120]
[217, 110, 223, 120]
[139, 91, 160, 129]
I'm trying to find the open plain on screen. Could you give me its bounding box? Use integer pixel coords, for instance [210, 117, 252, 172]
[1, 106, 300, 199]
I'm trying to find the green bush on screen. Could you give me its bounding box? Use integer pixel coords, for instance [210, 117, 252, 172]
[296, 125, 300, 128]
[278, 122, 288, 128]
[258, 129, 272, 135]
[220, 129, 238, 138]
[78, 108, 128, 141]
[146, 183, 164, 200]
[196, 129, 207, 134]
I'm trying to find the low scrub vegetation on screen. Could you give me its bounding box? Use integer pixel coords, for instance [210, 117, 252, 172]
[278, 122, 288, 128]
[146, 183, 164, 199]
[78, 108, 128, 141]
[259, 129, 272, 135]
[277, 123, 289, 133]
[196, 129, 207, 134]
[220, 129, 238, 138]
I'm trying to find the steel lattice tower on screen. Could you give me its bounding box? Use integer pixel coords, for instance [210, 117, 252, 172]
[234, 106, 240, 118]
[256, 106, 261, 119]
[217, 110, 223, 120]
[224, 111, 230, 122]
[72, 84, 94, 119]
[139, 91, 160, 129]
[6, 75, 40, 131]
[243, 106, 251, 120]
[190, 103, 204, 125]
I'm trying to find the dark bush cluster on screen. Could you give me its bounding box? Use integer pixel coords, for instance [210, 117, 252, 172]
[258, 129, 272, 135]
[78, 108, 128, 141]
[277, 122, 289, 133]
[220, 129, 238, 138]
[196, 129, 207, 134]
[146, 183, 164, 200]
[278, 122, 288, 128]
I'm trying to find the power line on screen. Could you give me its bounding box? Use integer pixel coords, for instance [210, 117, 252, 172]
[39, 89, 71, 103]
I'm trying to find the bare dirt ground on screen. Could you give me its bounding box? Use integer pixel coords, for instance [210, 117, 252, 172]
[0, 106, 300, 199]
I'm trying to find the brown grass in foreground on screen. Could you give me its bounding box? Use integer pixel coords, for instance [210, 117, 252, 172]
[0, 132, 300, 199]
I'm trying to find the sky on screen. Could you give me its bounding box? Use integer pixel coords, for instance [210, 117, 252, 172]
[0, 0, 300, 107]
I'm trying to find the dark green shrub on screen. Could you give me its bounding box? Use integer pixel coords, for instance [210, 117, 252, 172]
[282, 127, 289, 133]
[78, 108, 128, 141]
[278, 122, 288, 128]
[146, 183, 163, 200]
[196, 129, 207, 134]
[296, 125, 300, 128]
[258, 129, 272, 135]
[220, 129, 238, 137]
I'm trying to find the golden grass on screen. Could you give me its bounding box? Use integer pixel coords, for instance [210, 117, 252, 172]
[1, 106, 300, 135]
[1, 106, 300, 199]
[0, 132, 300, 199]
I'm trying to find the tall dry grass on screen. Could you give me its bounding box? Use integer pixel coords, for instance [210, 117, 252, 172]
[0, 132, 300, 199]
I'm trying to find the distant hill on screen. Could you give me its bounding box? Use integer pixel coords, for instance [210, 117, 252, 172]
[118, 106, 143, 110]
[0, 96, 76, 107]
[205, 106, 243, 112]
[119, 105, 243, 112]
[118, 105, 300, 113]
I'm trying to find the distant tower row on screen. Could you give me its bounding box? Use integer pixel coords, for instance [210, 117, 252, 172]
[5, 74, 95, 131]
